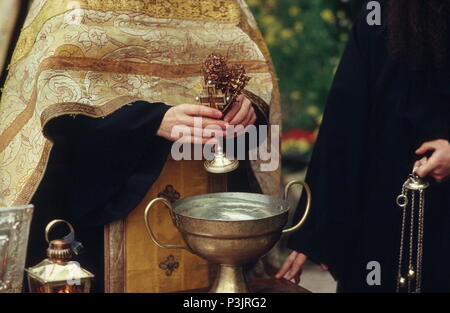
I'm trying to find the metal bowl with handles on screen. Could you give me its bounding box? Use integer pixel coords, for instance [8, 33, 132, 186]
[144, 180, 311, 293]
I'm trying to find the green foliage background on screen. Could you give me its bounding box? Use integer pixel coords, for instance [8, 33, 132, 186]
[247, 0, 363, 131]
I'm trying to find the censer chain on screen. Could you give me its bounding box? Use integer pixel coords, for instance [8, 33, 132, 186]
[416, 190, 425, 292]
[396, 172, 428, 293]
[396, 186, 407, 292]
[407, 189, 415, 292]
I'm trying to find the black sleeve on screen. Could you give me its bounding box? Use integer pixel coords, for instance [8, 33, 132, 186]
[286, 9, 374, 280]
[41, 101, 172, 228]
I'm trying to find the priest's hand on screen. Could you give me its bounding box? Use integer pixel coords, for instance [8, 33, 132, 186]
[157, 104, 228, 144]
[415, 139, 450, 183]
[275, 251, 328, 284]
[224, 94, 257, 127]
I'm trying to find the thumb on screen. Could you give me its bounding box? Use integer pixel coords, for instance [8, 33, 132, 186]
[413, 157, 428, 172]
[184, 104, 222, 119]
[415, 157, 436, 178]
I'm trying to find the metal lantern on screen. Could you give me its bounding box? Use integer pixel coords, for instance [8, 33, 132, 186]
[26, 220, 94, 293]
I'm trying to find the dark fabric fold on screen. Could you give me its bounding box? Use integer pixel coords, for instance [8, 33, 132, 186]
[286, 4, 450, 292]
[27, 101, 171, 292]
[61, 102, 172, 227]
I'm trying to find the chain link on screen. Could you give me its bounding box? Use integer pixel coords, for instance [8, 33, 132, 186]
[416, 190, 425, 293]
[396, 187, 407, 292]
[396, 175, 427, 293]
[407, 190, 415, 292]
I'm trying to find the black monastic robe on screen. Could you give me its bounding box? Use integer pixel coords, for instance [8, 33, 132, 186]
[27, 102, 170, 292]
[287, 8, 450, 292]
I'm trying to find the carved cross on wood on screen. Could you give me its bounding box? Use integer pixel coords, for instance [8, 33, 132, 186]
[198, 53, 250, 112]
[197, 83, 227, 111]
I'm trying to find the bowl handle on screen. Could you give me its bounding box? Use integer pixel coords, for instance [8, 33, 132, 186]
[282, 180, 312, 234]
[144, 197, 188, 250]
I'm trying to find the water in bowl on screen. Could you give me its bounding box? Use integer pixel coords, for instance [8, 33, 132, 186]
[175, 195, 285, 221]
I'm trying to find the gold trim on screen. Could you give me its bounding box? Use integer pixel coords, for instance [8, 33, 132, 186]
[11, 0, 241, 65]
[40, 96, 138, 127]
[104, 219, 126, 293]
[2, 0, 279, 208]
[39, 56, 270, 78]
[0, 90, 37, 154]
[12, 96, 146, 206]
[13, 140, 52, 206]
[0, 57, 269, 154]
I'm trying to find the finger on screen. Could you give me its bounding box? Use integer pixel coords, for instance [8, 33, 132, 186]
[414, 157, 428, 172]
[174, 127, 221, 142]
[286, 256, 306, 280]
[192, 127, 225, 138]
[175, 134, 219, 145]
[248, 112, 257, 126]
[415, 155, 437, 178]
[183, 104, 223, 119]
[229, 98, 251, 125]
[237, 112, 252, 128]
[293, 269, 302, 285]
[202, 128, 226, 139]
[286, 254, 307, 280]
[416, 142, 437, 155]
[184, 116, 228, 130]
[231, 120, 255, 138]
[224, 100, 242, 123]
[241, 109, 256, 127]
[275, 252, 297, 279]
[276, 258, 295, 279]
[229, 97, 251, 124]
[320, 264, 329, 271]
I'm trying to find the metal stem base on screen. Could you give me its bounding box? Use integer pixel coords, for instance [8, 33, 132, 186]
[209, 265, 249, 293]
[204, 147, 238, 174]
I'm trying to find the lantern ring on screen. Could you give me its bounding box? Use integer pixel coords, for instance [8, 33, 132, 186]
[45, 219, 75, 243]
[396, 194, 408, 208]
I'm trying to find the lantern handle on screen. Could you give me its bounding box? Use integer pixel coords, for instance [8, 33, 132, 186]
[45, 219, 75, 243]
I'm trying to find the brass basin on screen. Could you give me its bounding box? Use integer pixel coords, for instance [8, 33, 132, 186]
[144, 180, 311, 293]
